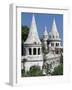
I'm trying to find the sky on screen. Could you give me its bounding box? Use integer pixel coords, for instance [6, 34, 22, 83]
[21, 12, 63, 44]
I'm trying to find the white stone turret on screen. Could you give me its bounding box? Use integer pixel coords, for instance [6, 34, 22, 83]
[43, 26, 48, 50]
[23, 14, 43, 71]
[49, 19, 61, 54]
[21, 16, 63, 73]
[24, 14, 41, 45]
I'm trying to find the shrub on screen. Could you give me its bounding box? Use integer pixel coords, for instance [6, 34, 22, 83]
[28, 65, 43, 76]
[21, 69, 25, 77]
[52, 64, 63, 75]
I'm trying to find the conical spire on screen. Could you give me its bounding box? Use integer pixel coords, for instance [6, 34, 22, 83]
[51, 19, 59, 38]
[43, 26, 48, 40]
[52, 19, 58, 33]
[24, 14, 41, 44]
[44, 26, 48, 36]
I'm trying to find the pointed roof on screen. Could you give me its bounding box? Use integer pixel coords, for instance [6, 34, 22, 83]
[49, 19, 59, 39]
[51, 19, 59, 36]
[44, 26, 48, 36]
[43, 26, 48, 40]
[24, 14, 41, 44]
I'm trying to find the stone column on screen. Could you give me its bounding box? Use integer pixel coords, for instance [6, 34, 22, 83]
[25, 48, 27, 55]
[40, 47, 42, 55]
[27, 47, 29, 55]
[32, 47, 33, 55]
[36, 47, 38, 55]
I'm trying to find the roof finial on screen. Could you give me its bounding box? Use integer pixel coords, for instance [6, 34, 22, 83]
[53, 18, 56, 25]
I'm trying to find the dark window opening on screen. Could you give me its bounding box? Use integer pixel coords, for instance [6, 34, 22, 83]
[33, 48, 36, 55]
[29, 48, 31, 55]
[56, 43, 59, 46]
[56, 51, 59, 54]
[38, 48, 40, 55]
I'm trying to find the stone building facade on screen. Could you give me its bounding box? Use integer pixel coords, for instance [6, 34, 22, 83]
[21, 14, 63, 73]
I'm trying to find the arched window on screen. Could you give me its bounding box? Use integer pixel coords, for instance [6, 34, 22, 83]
[29, 48, 31, 55]
[38, 48, 40, 55]
[56, 43, 59, 46]
[33, 48, 36, 55]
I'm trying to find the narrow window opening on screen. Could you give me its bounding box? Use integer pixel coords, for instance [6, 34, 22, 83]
[33, 48, 36, 55]
[38, 48, 40, 55]
[29, 48, 31, 55]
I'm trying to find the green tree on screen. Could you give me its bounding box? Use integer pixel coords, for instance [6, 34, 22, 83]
[21, 59, 27, 77]
[21, 26, 29, 55]
[21, 26, 29, 41]
[28, 65, 43, 76]
[21, 69, 25, 77]
[52, 64, 63, 75]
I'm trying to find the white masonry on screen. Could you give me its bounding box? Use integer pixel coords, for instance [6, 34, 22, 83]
[22, 14, 43, 71]
[21, 14, 62, 72]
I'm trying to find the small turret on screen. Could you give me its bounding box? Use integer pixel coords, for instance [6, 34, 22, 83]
[43, 26, 48, 40]
[43, 26, 48, 50]
[48, 18, 61, 54]
[23, 14, 43, 71]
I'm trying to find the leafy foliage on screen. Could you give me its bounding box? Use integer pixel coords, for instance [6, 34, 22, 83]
[21, 26, 29, 42]
[21, 26, 29, 55]
[21, 65, 43, 77]
[52, 64, 63, 75]
[29, 65, 43, 76]
[21, 69, 25, 77]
